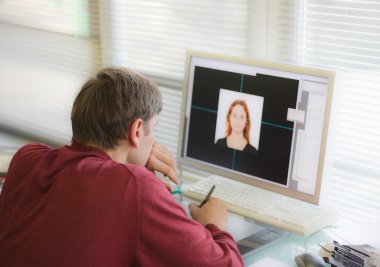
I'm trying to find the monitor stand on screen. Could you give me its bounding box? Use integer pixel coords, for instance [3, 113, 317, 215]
[178, 197, 289, 257]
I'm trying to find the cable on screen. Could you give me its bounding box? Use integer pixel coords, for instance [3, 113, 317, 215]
[304, 225, 337, 252]
[318, 243, 332, 254]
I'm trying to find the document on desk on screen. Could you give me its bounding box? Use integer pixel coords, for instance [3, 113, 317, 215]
[324, 221, 380, 247]
[247, 257, 291, 267]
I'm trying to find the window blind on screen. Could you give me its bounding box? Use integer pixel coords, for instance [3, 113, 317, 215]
[98, 0, 255, 159]
[155, 87, 182, 157]
[0, 0, 100, 145]
[271, 0, 380, 224]
[99, 0, 251, 86]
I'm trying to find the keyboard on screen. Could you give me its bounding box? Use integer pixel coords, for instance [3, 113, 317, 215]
[184, 175, 336, 236]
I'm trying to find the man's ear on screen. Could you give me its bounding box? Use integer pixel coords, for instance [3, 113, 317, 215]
[128, 118, 144, 148]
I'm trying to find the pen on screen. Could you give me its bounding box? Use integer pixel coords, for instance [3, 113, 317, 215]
[198, 185, 215, 207]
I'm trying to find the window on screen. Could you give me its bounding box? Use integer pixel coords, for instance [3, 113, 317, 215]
[269, 0, 380, 224]
[0, 0, 100, 144]
[98, 0, 256, 155]
[1, 0, 379, 225]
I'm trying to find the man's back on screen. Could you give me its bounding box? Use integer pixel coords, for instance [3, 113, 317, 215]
[0, 142, 142, 266]
[0, 143, 243, 267]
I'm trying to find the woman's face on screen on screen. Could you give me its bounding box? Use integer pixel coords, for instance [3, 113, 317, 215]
[229, 105, 247, 134]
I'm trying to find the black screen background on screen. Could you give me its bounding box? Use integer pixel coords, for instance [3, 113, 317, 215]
[186, 66, 299, 185]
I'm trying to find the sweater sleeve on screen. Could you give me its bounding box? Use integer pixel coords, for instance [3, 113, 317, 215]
[136, 173, 244, 267]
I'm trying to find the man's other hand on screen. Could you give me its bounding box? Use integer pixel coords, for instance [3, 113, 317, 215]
[189, 197, 228, 230]
[146, 142, 179, 185]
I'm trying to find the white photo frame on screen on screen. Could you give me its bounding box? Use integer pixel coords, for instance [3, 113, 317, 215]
[214, 89, 264, 151]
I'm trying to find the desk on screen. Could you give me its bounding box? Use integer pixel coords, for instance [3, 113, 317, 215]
[178, 175, 331, 267]
[180, 198, 330, 267]
[177, 195, 330, 267]
[243, 231, 330, 266]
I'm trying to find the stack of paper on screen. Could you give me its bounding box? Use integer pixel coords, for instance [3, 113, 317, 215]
[330, 241, 370, 267]
[324, 222, 380, 267]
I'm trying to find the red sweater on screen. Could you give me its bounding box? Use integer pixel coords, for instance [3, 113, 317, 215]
[0, 143, 243, 267]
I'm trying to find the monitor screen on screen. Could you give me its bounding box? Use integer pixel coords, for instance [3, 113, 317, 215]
[178, 51, 335, 204]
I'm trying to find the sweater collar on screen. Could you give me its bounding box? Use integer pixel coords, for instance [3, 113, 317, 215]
[65, 142, 111, 161]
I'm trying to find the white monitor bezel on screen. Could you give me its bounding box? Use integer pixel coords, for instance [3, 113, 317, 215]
[177, 50, 335, 205]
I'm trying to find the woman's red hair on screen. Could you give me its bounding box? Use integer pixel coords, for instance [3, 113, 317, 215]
[225, 99, 251, 143]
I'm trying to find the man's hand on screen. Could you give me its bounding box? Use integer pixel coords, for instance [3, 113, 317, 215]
[189, 197, 228, 230]
[146, 142, 179, 189]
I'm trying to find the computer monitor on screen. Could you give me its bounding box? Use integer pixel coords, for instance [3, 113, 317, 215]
[178, 51, 335, 205]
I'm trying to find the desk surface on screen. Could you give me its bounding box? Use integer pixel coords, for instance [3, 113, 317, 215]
[177, 195, 329, 267]
[243, 230, 330, 266]
[178, 176, 330, 267]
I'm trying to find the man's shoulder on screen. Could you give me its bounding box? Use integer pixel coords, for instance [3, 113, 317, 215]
[13, 142, 53, 160]
[98, 162, 157, 185]
[125, 164, 156, 181]
[20, 142, 52, 151]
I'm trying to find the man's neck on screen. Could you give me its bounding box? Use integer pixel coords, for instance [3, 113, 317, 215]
[104, 141, 130, 164]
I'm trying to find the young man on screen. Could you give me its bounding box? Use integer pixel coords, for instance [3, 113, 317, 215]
[0, 67, 244, 266]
